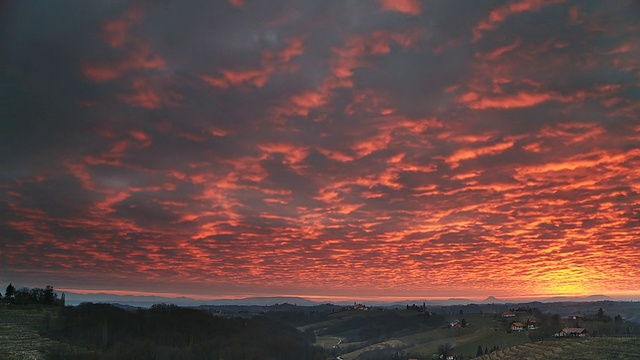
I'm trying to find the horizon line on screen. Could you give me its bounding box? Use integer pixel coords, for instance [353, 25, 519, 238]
[56, 288, 640, 303]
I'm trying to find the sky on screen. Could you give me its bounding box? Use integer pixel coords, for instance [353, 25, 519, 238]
[1, 0, 639, 302]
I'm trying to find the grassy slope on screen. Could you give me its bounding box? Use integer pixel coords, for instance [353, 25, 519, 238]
[474, 337, 640, 360]
[319, 311, 533, 360]
[317, 311, 640, 359]
[0, 305, 59, 360]
[402, 313, 531, 359]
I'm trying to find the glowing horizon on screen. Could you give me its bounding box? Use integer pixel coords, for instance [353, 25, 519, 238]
[54, 287, 640, 304]
[2, 1, 639, 301]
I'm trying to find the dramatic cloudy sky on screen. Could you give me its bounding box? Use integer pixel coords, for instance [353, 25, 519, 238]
[1, 0, 639, 301]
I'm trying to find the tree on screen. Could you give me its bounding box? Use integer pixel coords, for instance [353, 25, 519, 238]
[461, 318, 467, 328]
[5, 283, 15, 300]
[476, 345, 483, 357]
[15, 287, 33, 305]
[43, 285, 56, 305]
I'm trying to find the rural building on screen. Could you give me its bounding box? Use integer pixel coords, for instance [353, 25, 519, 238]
[502, 311, 516, 318]
[510, 322, 525, 332]
[554, 327, 589, 337]
[353, 302, 368, 310]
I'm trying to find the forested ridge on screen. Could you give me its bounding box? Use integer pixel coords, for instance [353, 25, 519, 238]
[44, 303, 326, 360]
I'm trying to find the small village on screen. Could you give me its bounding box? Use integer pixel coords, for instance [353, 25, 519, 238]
[500, 306, 589, 337]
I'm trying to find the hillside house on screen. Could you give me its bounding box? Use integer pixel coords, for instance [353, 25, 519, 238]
[353, 302, 368, 310]
[439, 351, 459, 360]
[527, 319, 537, 330]
[502, 311, 516, 318]
[554, 327, 589, 337]
[510, 322, 525, 332]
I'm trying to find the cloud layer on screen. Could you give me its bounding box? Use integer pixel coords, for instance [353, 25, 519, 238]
[1, 0, 639, 300]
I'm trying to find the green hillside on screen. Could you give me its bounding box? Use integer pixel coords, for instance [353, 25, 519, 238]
[0, 305, 60, 360]
[474, 337, 640, 360]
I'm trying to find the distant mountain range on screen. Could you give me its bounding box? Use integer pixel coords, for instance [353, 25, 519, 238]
[64, 293, 322, 307]
[537, 294, 614, 303]
[63, 292, 617, 308]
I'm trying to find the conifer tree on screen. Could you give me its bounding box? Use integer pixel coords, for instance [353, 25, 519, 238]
[4, 283, 15, 299]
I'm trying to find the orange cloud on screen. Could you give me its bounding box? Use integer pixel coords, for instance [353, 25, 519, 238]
[538, 122, 605, 144]
[516, 149, 639, 175]
[446, 140, 515, 167]
[257, 142, 309, 165]
[270, 91, 326, 121]
[377, 0, 422, 15]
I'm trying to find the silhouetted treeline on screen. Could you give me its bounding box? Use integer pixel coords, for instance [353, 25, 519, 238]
[3, 283, 65, 306]
[44, 303, 325, 360]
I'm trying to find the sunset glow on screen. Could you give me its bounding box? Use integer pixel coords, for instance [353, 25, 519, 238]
[1, 1, 639, 302]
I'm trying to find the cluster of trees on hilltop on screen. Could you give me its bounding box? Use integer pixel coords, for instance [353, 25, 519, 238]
[44, 302, 326, 360]
[2, 283, 65, 306]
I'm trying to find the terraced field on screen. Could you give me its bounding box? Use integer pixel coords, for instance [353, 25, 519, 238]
[474, 337, 640, 360]
[0, 305, 59, 360]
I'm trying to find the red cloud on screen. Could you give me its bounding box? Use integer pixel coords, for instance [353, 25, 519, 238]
[80, 4, 177, 109]
[257, 142, 309, 165]
[102, 5, 144, 47]
[120, 77, 182, 109]
[377, 0, 422, 15]
[81, 65, 121, 83]
[202, 37, 304, 89]
[280, 36, 305, 62]
[82, 43, 166, 83]
[323, 29, 422, 94]
[458, 91, 570, 109]
[473, 0, 565, 41]
[202, 68, 272, 89]
[476, 37, 521, 60]
[228, 0, 244, 8]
